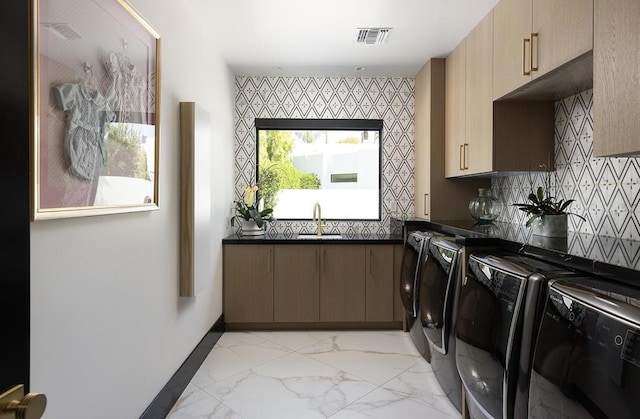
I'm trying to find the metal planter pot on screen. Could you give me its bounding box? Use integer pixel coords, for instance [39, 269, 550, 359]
[531, 214, 568, 237]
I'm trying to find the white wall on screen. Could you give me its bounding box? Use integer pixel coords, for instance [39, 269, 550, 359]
[29, 1, 235, 418]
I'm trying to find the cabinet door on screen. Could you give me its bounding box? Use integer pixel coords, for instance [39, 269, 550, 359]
[393, 244, 405, 322]
[532, 0, 593, 80]
[223, 245, 273, 323]
[273, 245, 319, 322]
[365, 245, 394, 322]
[445, 41, 466, 178]
[414, 61, 433, 217]
[320, 245, 366, 322]
[593, 0, 640, 157]
[493, 0, 532, 100]
[465, 11, 494, 175]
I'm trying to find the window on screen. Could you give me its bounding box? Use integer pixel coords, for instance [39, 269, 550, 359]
[256, 118, 383, 220]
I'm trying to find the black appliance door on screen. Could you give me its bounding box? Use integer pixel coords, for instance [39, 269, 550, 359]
[400, 232, 427, 318]
[456, 255, 527, 419]
[420, 238, 460, 354]
[529, 280, 640, 419]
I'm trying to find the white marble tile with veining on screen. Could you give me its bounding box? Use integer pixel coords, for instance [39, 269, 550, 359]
[249, 330, 338, 351]
[166, 384, 244, 419]
[380, 360, 460, 418]
[298, 331, 421, 385]
[202, 352, 377, 419]
[190, 332, 291, 388]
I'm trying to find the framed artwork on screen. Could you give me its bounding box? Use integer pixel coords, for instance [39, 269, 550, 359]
[30, 0, 160, 220]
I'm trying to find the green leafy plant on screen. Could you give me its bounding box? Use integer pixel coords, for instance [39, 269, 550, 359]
[230, 186, 275, 228]
[512, 167, 586, 227]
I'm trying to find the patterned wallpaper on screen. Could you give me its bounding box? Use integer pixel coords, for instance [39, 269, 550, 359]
[492, 89, 640, 241]
[233, 76, 415, 235]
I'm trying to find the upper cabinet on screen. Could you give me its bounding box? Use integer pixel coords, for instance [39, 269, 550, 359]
[464, 11, 494, 175]
[416, 59, 488, 217]
[593, 0, 640, 157]
[446, 11, 494, 177]
[493, 0, 593, 100]
[445, 10, 555, 177]
[445, 43, 466, 178]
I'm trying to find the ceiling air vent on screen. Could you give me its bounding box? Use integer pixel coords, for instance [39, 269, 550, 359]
[356, 28, 392, 45]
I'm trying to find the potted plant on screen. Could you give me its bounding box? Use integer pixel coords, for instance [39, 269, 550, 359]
[230, 185, 275, 236]
[513, 184, 585, 237]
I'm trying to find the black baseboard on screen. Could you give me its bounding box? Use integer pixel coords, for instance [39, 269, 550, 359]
[140, 314, 225, 419]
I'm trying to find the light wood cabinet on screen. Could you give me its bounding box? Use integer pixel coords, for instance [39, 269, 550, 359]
[445, 9, 555, 177]
[416, 58, 489, 217]
[445, 42, 466, 178]
[493, 0, 593, 100]
[493, 0, 532, 100]
[320, 245, 366, 322]
[532, 0, 593, 80]
[464, 11, 494, 175]
[365, 245, 394, 322]
[593, 0, 640, 157]
[223, 245, 273, 323]
[273, 245, 319, 322]
[446, 12, 495, 177]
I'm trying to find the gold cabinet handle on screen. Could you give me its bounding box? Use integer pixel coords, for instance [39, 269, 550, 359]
[459, 144, 464, 170]
[530, 33, 538, 72]
[424, 193, 429, 216]
[464, 143, 469, 170]
[522, 37, 531, 75]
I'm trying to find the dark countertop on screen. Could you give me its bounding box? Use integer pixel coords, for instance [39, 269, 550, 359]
[222, 232, 403, 245]
[391, 217, 640, 287]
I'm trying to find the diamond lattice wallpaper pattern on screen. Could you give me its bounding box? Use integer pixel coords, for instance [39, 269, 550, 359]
[492, 89, 640, 241]
[234, 76, 415, 235]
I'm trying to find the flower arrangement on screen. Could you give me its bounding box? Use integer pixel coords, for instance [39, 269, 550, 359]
[230, 185, 275, 229]
[512, 167, 585, 227]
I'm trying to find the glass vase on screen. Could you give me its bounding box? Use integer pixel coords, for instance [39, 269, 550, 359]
[469, 188, 503, 224]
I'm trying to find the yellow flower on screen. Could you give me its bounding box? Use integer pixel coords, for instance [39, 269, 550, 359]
[243, 185, 259, 206]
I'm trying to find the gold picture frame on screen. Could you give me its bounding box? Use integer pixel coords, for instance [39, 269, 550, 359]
[31, 0, 160, 220]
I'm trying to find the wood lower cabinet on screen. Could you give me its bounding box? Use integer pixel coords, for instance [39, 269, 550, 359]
[365, 245, 394, 322]
[273, 245, 319, 322]
[224, 242, 401, 328]
[320, 245, 366, 322]
[223, 244, 273, 323]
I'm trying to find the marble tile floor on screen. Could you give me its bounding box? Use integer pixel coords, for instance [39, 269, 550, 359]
[167, 330, 461, 419]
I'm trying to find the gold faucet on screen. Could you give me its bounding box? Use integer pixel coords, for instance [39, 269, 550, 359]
[312, 202, 326, 236]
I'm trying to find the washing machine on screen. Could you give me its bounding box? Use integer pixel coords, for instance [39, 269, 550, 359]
[418, 236, 464, 412]
[455, 250, 575, 419]
[400, 230, 437, 362]
[529, 276, 640, 419]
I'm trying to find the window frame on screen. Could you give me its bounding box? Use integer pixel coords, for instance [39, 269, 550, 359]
[254, 118, 384, 221]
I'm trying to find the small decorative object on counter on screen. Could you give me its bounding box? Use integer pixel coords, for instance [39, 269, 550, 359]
[513, 174, 585, 237]
[230, 185, 275, 236]
[469, 188, 503, 224]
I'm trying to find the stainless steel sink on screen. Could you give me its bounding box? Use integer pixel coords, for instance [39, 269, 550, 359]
[297, 234, 343, 240]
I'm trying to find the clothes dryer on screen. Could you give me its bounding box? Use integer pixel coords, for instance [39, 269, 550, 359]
[455, 250, 575, 419]
[419, 236, 464, 412]
[529, 276, 640, 419]
[400, 230, 437, 361]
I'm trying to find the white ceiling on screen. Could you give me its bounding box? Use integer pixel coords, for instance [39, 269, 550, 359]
[210, 0, 500, 77]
